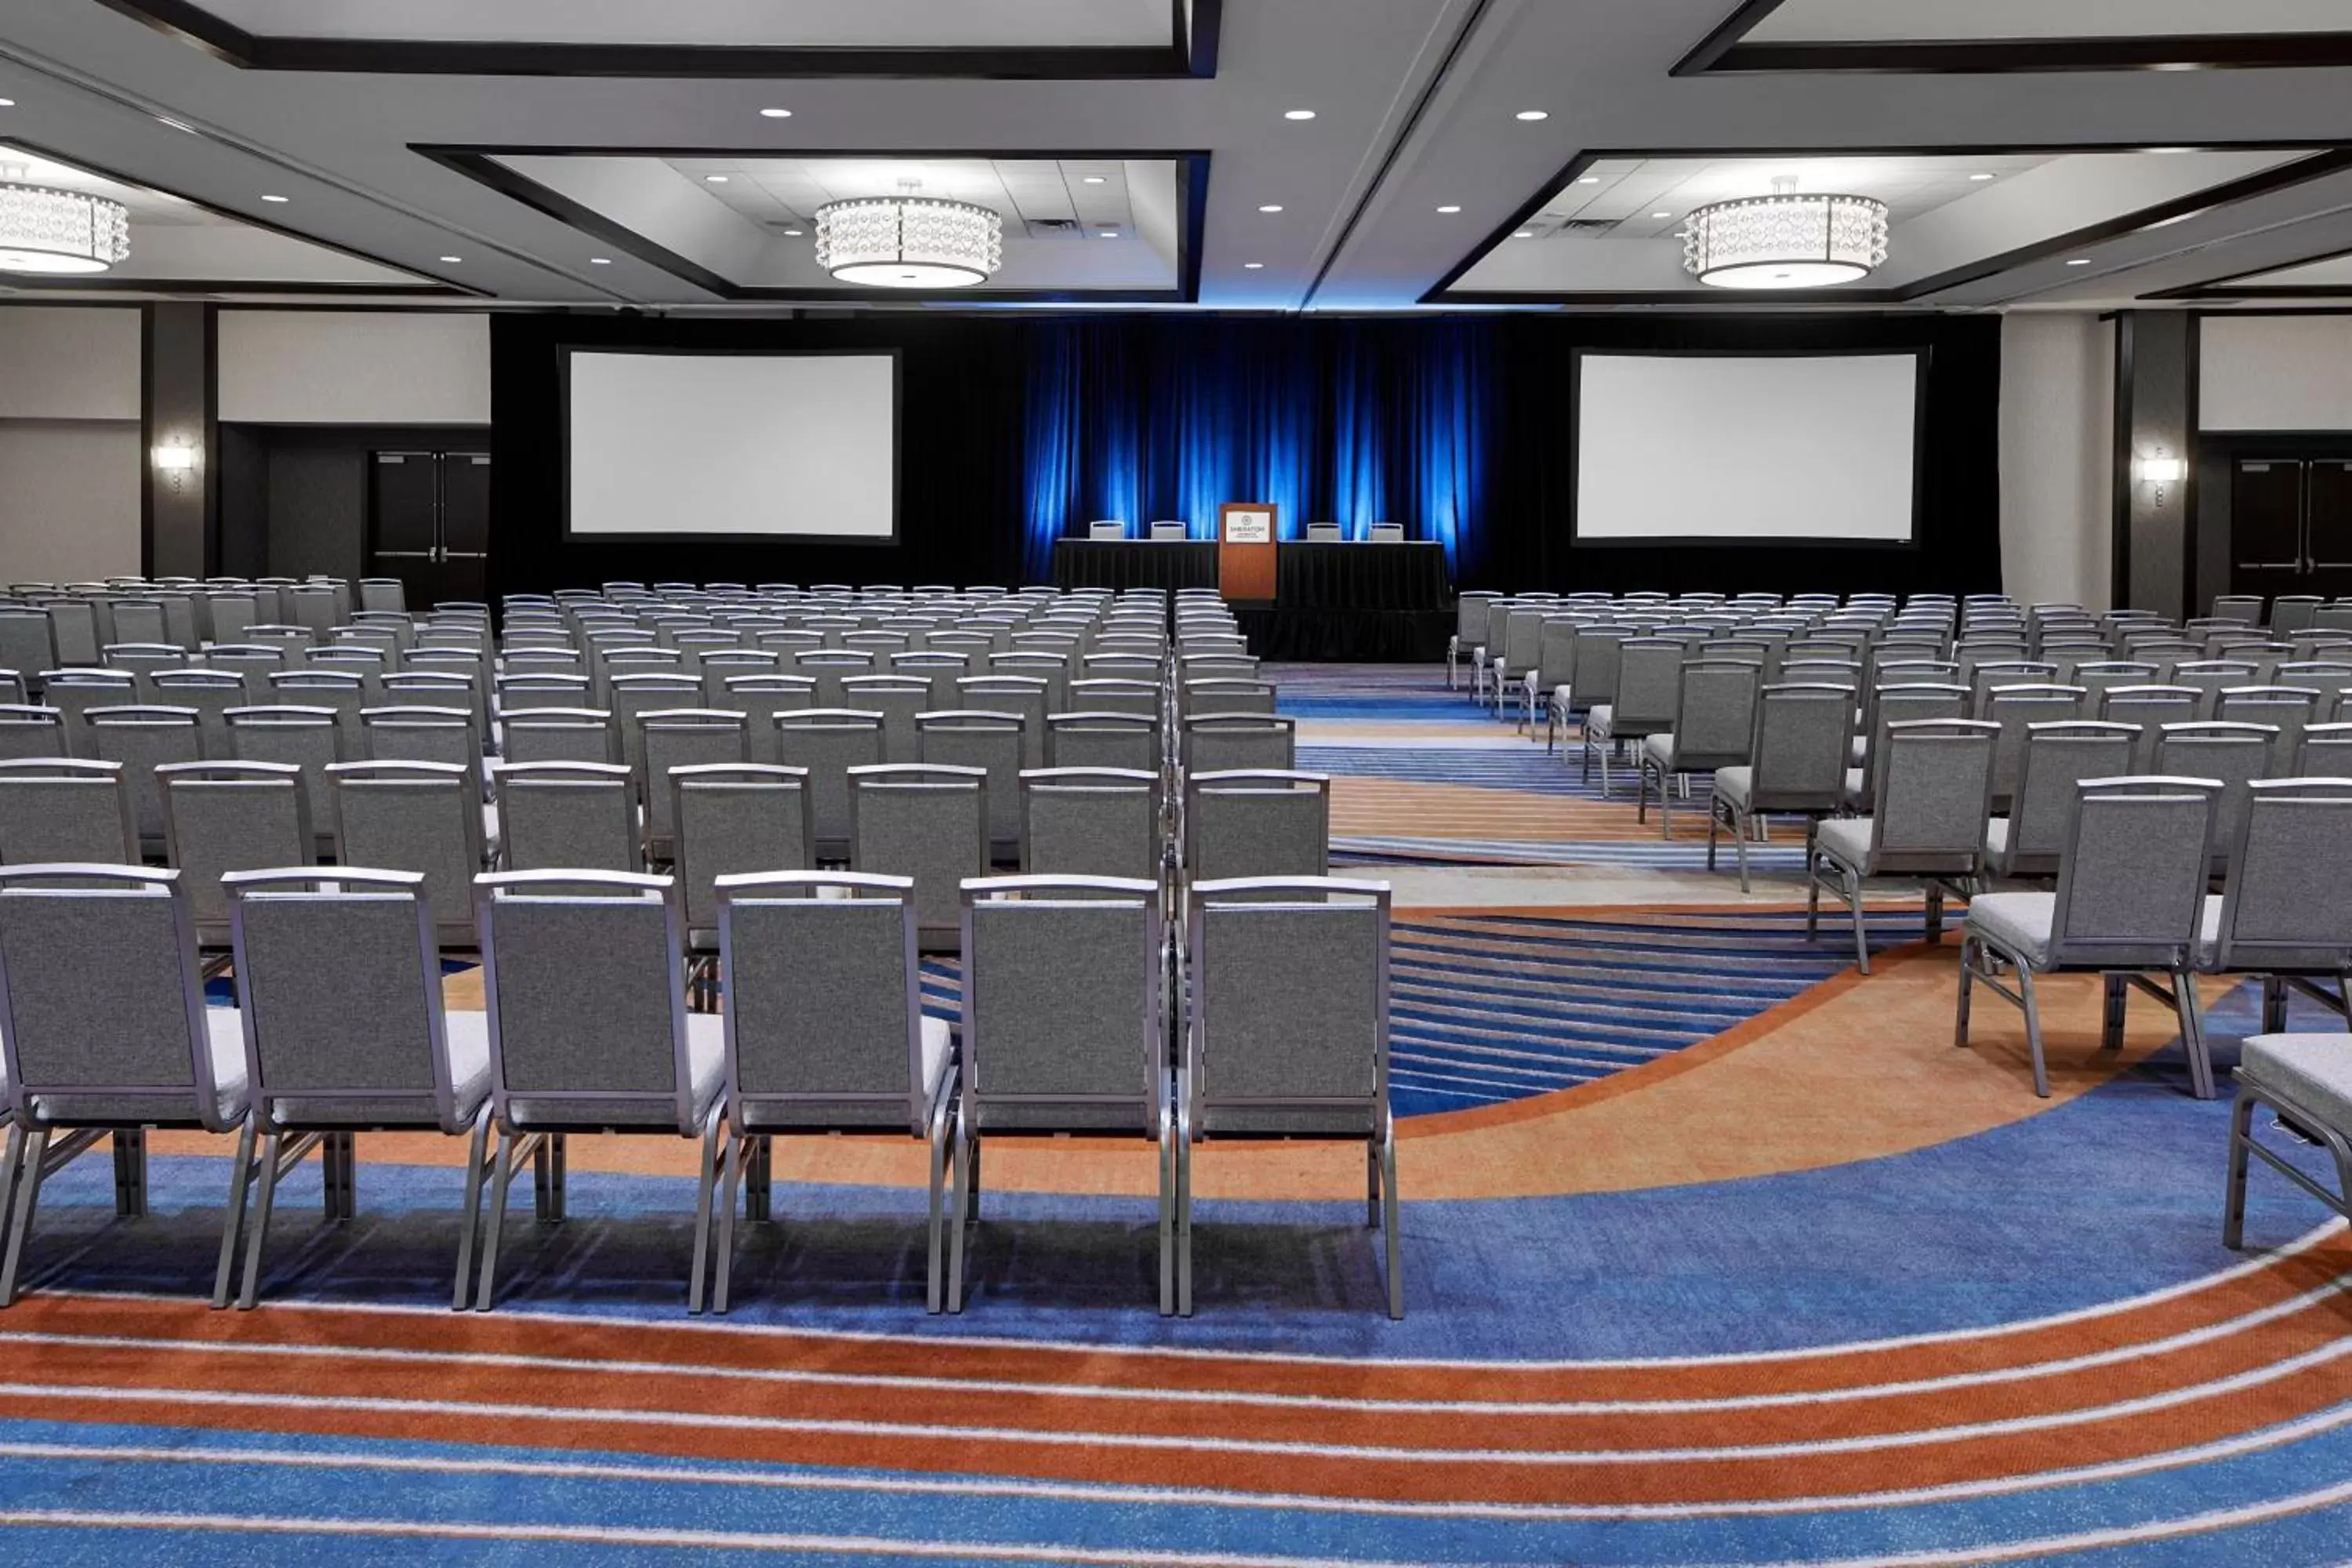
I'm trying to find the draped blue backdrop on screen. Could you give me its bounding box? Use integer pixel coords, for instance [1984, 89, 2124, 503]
[1018, 318, 1491, 586]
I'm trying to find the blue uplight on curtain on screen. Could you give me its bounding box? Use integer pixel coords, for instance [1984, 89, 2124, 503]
[1018, 317, 1491, 574]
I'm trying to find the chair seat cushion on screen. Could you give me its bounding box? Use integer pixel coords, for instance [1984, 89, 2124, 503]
[1714, 765, 1753, 812]
[1966, 891, 2057, 967]
[1814, 816, 1874, 873]
[1641, 732, 1675, 771]
[268, 1007, 493, 1131]
[504, 1012, 725, 1132]
[2239, 1033, 2352, 1134]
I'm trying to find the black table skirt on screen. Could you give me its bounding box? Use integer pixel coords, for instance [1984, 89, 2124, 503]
[1276, 542, 1450, 612]
[1051, 540, 1218, 593]
[1233, 606, 1454, 662]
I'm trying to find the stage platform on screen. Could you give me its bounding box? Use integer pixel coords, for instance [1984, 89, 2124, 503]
[1051, 538, 1451, 659]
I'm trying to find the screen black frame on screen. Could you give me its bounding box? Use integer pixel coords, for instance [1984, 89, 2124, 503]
[1567, 344, 1930, 551]
[557, 343, 905, 546]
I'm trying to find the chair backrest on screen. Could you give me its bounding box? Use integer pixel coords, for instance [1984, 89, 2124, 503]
[1666, 659, 1759, 770]
[638, 709, 750, 855]
[42, 668, 136, 750]
[329, 760, 485, 946]
[1565, 629, 1628, 711]
[1502, 608, 1544, 673]
[916, 710, 1025, 853]
[774, 710, 885, 858]
[848, 763, 989, 947]
[2208, 779, 2352, 975]
[2297, 720, 2352, 775]
[0, 865, 235, 1131]
[1188, 879, 1388, 1137]
[960, 876, 1162, 1132]
[0, 758, 140, 866]
[2100, 685, 2201, 768]
[158, 760, 311, 936]
[225, 867, 470, 1130]
[1610, 640, 1683, 731]
[1744, 683, 1851, 811]
[0, 610, 55, 678]
[1865, 719, 1998, 873]
[2046, 779, 2220, 969]
[149, 667, 249, 757]
[1305, 521, 1343, 542]
[1457, 592, 1498, 647]
[1998, 722, 2140, 879]
[1981, 684, 2089, 805]
[1021, 768, 1160, 883]
[1045, 710, 1159, 773]
[1181, 713, 1295, 775]
[2215, 686, 2318, 765]
[607, 672, 704, 785]
[1184, 678, 1277, 718]
[1854, 684, 1970, 808]
[1185, 769, 1330, 884]
[2151, 720, 2280, 870]
[85, 703, 205, 844]
[1370, 522, 1405, 543]
[1069, 677, 1161, 720]
[1089, 520, 1127, 540]
[360, 705, 481, 779]
[500, 706, 619, 767]
[489, 760, 637, 873]
[477, 871, 699, 1134]
[838, 675, 933, 764]
[670, 764, 812, 937]
[0, 704, 68, 763]
[717, 872, 931, 1133]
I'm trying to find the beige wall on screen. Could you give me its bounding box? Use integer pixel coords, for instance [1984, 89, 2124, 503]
[218, 310, 491, 425]
[1998, 312, 2113, 612]
[0, 307, 143, 584]
[2201, 314, 2352, 432]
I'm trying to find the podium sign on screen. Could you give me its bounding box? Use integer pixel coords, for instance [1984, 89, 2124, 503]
[1218, 503, 1278, 601]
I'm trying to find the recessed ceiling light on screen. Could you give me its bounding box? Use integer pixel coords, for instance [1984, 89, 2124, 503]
[758, 107, 792, 118]
[590, 256, 612, 265]
[1969, 172, 1995, 182]
[0, 99, 14, 109]
[1099, 229, 1118, 238]
[1650, 210, 1671, 219]
[1283, 109, 1316, 121]
[1258, 204, 1284, 213]
[2066, 257, 2092, 266]
[704, 175, 729, 183]
[782, 228, 804, 236]
[439, 256, 462, 263]
[1577, 175, 1600, 184]
[1244, 262, 1265, 270]
[260, 194, 289, 203]
[1437, 205, 1462, 214]
[1513, 229, 1534, 239]
[1515, 111, 1549, 122]
[1082, 176, 1106, 184]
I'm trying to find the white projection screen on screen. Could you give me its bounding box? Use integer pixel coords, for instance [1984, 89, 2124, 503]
[564, 349, 898, 540]
[1574, 351, 1922, 545]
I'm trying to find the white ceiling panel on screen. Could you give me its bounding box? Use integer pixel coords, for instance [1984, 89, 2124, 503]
[1748, 0, 2352, 44]
[195, 0, 1179, 49]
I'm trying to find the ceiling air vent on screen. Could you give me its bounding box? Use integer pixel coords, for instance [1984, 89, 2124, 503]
[1025, 217, 1084, 239]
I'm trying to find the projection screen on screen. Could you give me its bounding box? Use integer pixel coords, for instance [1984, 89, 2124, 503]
[564, 349, 899, 540]
[1573, 351, 1921, 544]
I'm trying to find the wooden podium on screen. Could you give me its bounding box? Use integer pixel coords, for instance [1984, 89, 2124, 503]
[1218, 503, 1278, 601]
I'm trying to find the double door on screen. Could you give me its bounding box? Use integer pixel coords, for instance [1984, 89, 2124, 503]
[2231, 456, 2352, 604]
[370, 449, 490, 609]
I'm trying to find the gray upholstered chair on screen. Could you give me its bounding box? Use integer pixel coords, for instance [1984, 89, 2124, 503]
[1449, 591, 1499, 691]
[2225, 1030, 2352, 1250]
[775, 710, 885, 862]
[1183, 679, 1278, 721]
[329, 760, 488, 949]
[225, 704, 343, 858]
[41, 668, 136, 755]
[0, 758, 139, 868]
[638, 709, 750, 864]
[1183, 770, 1330, 888]
[706, 871, 954, 1312]
[917, 710, 1025, 863]
[1846, 684, 1971, 811]
[1581, 638, 1679, 794]
[1527, 616, 1582, 736]
[2215, 687, 2319, 767]
[471, 869, 724, 1312]
[1960, 777, 2221, 1098]
[0, 612, 53, 684]
[0, 706, 66, 763]
[150, 668, 249, 759]
[1982, 722, 2140, 882]
[2151, 721, 2282, 876]
[1180, 877, 1397, 1319]
[957, 677, 1051, 771]
[219, 867, 492, 1309]
[1046, 711, 1160, 774]
[159, 760, 313, 949]
[607, 672, 703, 794]
[2099, 686, 2199, 766]
[671, 763, 812, 970]
[85, 704, 204, 858]
[942, 875, 1169, 1314]
[1981, 684, 2090, 811]
[2198, 779, 2352, 1037]
[1707, 683, 1850, 893]
[361, 705, 481, 781]
[1021, 768, 1160, 884]
[0, 866, 245, 1305]
[840, 675, 933, 764]
[1809, 718, 1998, 974]
[1181, 713, 1295, 776]
[500, 706, 619, 768]
[488, 760, 637, 873]
[268, 668, 369, 753]
[1069, 677, 1162, 721]
[1638, 659, 1760, 838]
[849, 764, 989, 950]
[496, 672, 595, 718]
[2299, 721, 2352, 775]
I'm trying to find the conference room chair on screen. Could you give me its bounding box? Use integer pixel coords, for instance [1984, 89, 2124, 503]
[1149, 521, 1189, 541]
[791, 650, 877, 711]
[848, 764, 989, 951]
[2164, 661, 2260, 720]
[103, 644, 187, 695]
[670, 764, 813, 993]
[40, 669, 135, 754]
[360, 705, 481, 786]
[1581, 639, 1682, 795]
[992, 650, 1072, 713]
[840, 674, 934, 764]
[1087, 520, 1128, 540]
[1548, 626, 1628, 755]
[1530, 618, 1581, 734]
[0, 758, 139, 867]
[107, 601, 171, 648]
[1979, 685, 2089, 811]
[916, 710, 1025, 863]
[2151, 721, 2282, 877]
[0, 706, 66, 763]
[501, 629, 577, 655]
[214, 867, 491, 1309]
[2270, 596, 2325, 637]
[499, 707, 618, 768]
[0, 613, 54, 685]
[0, 865, 249, 1306]
[773, 710, 885, 862]
[1178, 877, 1397, 1319]
[1369, 522, 1406, 544]
[638, 710, 750, 866]
[1182, 770, 1330, 893]
[149, 668, 250, 759]
[330, 761, 488, 951]
[487, 760, 635, 873]
[42, 601, 101, 667]
[890, 651, 969, 685]
[1021, 768, 1161, 884]
[694, 651, 779, 710]
[1809, 718, 1998, 975]
[1637, 659, 1761, 839]
[224, 705, 343, 859]
[1961, 778, 2222, 1099]
[83, 704, 203, 859]
[2276, 662, 2352, 701]
[704, 871, 953, 1312]
[2214, 687, 2320, 768]
[266, 667, 366, 752]
[1981, 722, 2140, 884]
[939, 874, 1167, 1313]
[606, 673, 703, 789]
[334, 626, 405, 671]
[384, 668, 485, 738]
[1846, 684, 1972, 811]
[1704, 683, 1851, 893]
[286, 586, 339, 643]
[1046, 711, 1160, 774]
[1180, 713, 1296, 777]
[1304, 521, 1344, 542]
[2197, 779, 2352, 1044]
[1183, 679, 1277, 721]
[158, 760, 312, 951]
[2299, 722, 2352, 774]
[956, 677, 1051, 771]
[470, 870, 724, 1314]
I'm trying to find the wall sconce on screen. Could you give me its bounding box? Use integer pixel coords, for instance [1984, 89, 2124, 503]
[151, 438, 201, 493]
[2135, 452, 2186, 506]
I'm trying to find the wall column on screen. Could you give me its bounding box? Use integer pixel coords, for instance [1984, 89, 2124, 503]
[142, 301, 216, 579]
[2111, 310, 2198, 619]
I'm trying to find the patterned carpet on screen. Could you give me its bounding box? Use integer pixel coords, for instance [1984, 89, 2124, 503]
[5, 662, 2349, 1564]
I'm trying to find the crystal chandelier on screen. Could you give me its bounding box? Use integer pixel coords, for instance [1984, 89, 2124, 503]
[0, 172, 132, 275]
[1682, 178, 1887, 290]
[815, 183, 1002, 289]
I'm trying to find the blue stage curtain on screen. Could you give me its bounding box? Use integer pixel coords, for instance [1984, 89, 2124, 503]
[1018, 318, 1493, 578]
